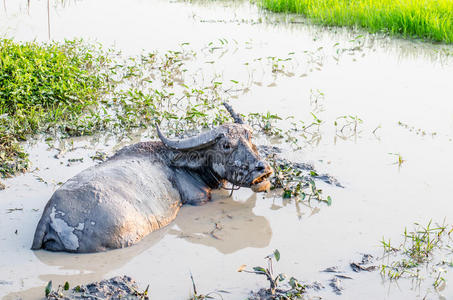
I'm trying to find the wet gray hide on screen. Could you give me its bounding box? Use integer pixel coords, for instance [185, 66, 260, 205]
[32, 122, 273, 253]
[31, 151, 181, 253]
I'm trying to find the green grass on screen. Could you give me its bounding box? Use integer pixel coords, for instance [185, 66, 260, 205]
[0, 39, 112, 177]
[259, 0, 453, 43]
[0, 39, 106, 118]
[380, 221, 453, 288]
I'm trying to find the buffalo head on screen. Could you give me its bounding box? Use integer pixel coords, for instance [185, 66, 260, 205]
[156, 105, 273, 192]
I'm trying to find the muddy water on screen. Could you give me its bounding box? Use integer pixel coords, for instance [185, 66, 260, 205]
[2, 0, 453, 299]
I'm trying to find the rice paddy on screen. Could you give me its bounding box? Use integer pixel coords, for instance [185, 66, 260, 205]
[259, 0, 453, 43]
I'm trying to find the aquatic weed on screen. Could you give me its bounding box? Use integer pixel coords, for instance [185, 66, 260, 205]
[380, 220, 453, 289]
[267, 154, 332, 206]
[0, 37, 338, 180]
[189, 272, 228, 300]
[238, 249, 306, 299]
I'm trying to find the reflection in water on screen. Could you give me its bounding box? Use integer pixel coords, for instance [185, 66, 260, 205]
[36, 225, 169, 277]
[29, 191, 272, 275]
[266, 192, 322, 220]
[170, 191, 272, 254]
[5, 192, 271, 299]
[3, 226, 170, 300]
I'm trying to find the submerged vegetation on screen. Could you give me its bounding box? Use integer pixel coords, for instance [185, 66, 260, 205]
[238, 249, 307, 299]
[0, 38, 337, 208]
[0, 38, 232, 177]
[267, 152, 334, 206]
[188, 272, 229, 300]
[259, 0, 453, 43]
[381, 221, 453, 290]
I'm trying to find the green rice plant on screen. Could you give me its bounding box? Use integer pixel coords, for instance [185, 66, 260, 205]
[259, 0, 453, 43]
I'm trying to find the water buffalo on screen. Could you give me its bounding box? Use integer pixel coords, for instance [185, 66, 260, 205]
[31, 104, 273, 253]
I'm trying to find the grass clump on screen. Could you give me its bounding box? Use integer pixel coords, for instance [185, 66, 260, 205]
[0, 39, 106, 118]
[0, 39, 110, 136]
[381, 220, 453, 289]
[0, 39, 111, 177]
[259, 0, 453, 43]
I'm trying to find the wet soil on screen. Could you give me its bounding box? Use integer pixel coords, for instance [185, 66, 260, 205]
[46, 276, 147, 300]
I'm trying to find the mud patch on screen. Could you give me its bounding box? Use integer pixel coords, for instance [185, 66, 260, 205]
[46, 276, 148, 300]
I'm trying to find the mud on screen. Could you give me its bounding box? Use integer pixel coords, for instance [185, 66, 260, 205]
[46, 276, 147, 300]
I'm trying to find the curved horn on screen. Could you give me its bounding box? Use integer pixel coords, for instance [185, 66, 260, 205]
[156, 124, 223, 151]
[222, 102, 244, 124]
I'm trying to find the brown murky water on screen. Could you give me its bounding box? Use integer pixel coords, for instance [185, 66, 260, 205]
[1, 0, 453, 299]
